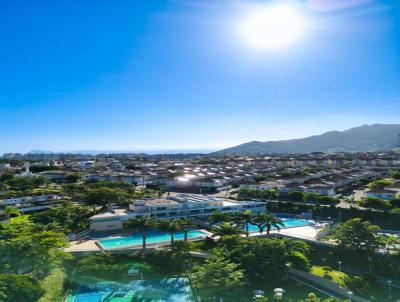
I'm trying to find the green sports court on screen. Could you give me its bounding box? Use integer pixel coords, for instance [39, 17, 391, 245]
[66, 277, 194, 302]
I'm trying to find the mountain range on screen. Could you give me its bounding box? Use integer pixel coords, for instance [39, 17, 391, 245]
[215, 124, 400, 155]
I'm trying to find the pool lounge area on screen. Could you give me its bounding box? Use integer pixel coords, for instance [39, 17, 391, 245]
[66, 217, 323, 253]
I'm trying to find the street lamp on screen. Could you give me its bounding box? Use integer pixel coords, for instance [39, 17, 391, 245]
[388, 280, 392, 299]
[347, 291, 353, 302]
[367, 257, 372, 274]
[253, 289, 265, 300]
[273, 288, 285, 300]
[338, 261, 342, 272]
[285, 263, 291, 280]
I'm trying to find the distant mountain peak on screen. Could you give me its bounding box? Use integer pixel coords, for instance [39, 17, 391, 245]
[214, 123, 400, 155]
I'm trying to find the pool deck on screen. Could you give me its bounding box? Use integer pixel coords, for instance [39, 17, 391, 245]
[66, 229, 213, 253]
[66, 223, 327, 253]
[250, 225, 323, 240]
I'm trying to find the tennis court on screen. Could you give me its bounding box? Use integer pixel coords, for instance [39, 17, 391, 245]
[66, 277, 194, 302]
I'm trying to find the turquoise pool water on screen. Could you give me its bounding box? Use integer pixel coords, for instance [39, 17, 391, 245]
[246, 218, 312, 233]
[99, 230, 206, 250]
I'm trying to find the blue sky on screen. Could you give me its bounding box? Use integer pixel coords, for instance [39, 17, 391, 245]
[1, 0, 399, 154]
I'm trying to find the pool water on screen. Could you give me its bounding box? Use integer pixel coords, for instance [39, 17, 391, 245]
[99, 230, 206, 250]
[246, 218, 312, 233]
[66, 278, 193, 302]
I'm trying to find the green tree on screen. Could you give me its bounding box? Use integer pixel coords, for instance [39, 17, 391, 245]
[208, 211, 232, 224]
[298, 293, 341, 302]
[176, 218, 195, 242]
[228, 237, 288, 281]
[377, 234, 399, 255]
[390, 171, 400, 180]
[0, 171, 16, 182]
[281, 238, 311, 271]
[123, 216, 155, 253]
[191, 255, 244, 291]
[75, 252, 129, 276]
[368, 179, 393, 190]
[334, 218, 379, 254]
[157, 219, 182, 245]
[0, 229, 68, 278]
[0, 274, 44, 302]
[2, 207, 20, 223]
[65, 172, 80, 183]
[252, 213, 285, 236]
[288, 191, 304, 201]
[30, 204, 92, 233]
[5, 176, 48, 191]
[239, 210, 253, 238]
[82, 187, 128, 209]
[212, 222, 242, 238]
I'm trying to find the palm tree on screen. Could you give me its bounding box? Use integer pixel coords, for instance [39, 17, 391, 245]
[177, 218, 196, 242]
[124, 216, 155, 253]
[3, 206, 20, 223]
[239, 210, 253, 238]
[343, 196, 355, 207]
[208, 211, 232, 224]
[379, 235, 399, 255]
[211, 222, 241, 238]
[157, 219, 182, 245]
[252, 213, 285, 236]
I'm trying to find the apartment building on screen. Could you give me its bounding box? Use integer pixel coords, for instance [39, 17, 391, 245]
[89, 194, 265, 231]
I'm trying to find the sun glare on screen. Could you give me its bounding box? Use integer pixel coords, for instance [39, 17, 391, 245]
[239, 4, 307, 50]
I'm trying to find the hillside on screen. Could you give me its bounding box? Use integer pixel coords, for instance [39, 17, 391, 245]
[215, 124, 400, 155]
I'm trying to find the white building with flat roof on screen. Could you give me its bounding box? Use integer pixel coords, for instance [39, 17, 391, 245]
[89, 194, 265, 232]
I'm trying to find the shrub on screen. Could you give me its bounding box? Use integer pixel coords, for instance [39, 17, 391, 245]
[345, 276, 369, 293]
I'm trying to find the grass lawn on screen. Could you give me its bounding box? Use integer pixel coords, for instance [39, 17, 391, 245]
[310, 265, 400, 301]
[39, 267, 67, 302]
[311, 265, 348, 287]
[9, 214, 31, 223]
[196, 280, 330, 301]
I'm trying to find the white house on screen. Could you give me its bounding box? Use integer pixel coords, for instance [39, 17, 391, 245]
[89, 194, 265, 232]
[365, 189, 399, 200]
[304, 185, 335, 196]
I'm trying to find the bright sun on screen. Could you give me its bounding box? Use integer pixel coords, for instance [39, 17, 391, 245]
[239, 4, 307, 50]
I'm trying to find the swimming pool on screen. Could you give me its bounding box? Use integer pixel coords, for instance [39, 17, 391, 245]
[99, 230, 207, 250]
[246, 218, 313, 233]
[66, 277, 194, 302]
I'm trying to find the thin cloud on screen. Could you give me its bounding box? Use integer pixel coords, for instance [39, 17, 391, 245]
[307, 0, 372, 12]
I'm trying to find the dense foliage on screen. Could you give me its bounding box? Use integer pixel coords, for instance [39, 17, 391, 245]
[30, 204, 93, 233]
[0, 274, 44, 302]
[333, 218, 379, 254]
[191, 255, 244, 291]
[0, 217, 70, 302]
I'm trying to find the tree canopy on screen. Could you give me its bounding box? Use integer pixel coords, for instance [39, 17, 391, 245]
[0, 274, 44, 302]
[334, 218, 379, 254]
[191, 255, 244, 291]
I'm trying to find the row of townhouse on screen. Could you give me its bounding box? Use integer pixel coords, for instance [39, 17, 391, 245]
[365, 181, 400, 200]
[241, 169, 378, 196]
[0, 194, 60, 206]
[365, 189, 400, 200]
[85, 172, 155, 186]
[221, 153, 400, 169]
[89, 194, 265, 231]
